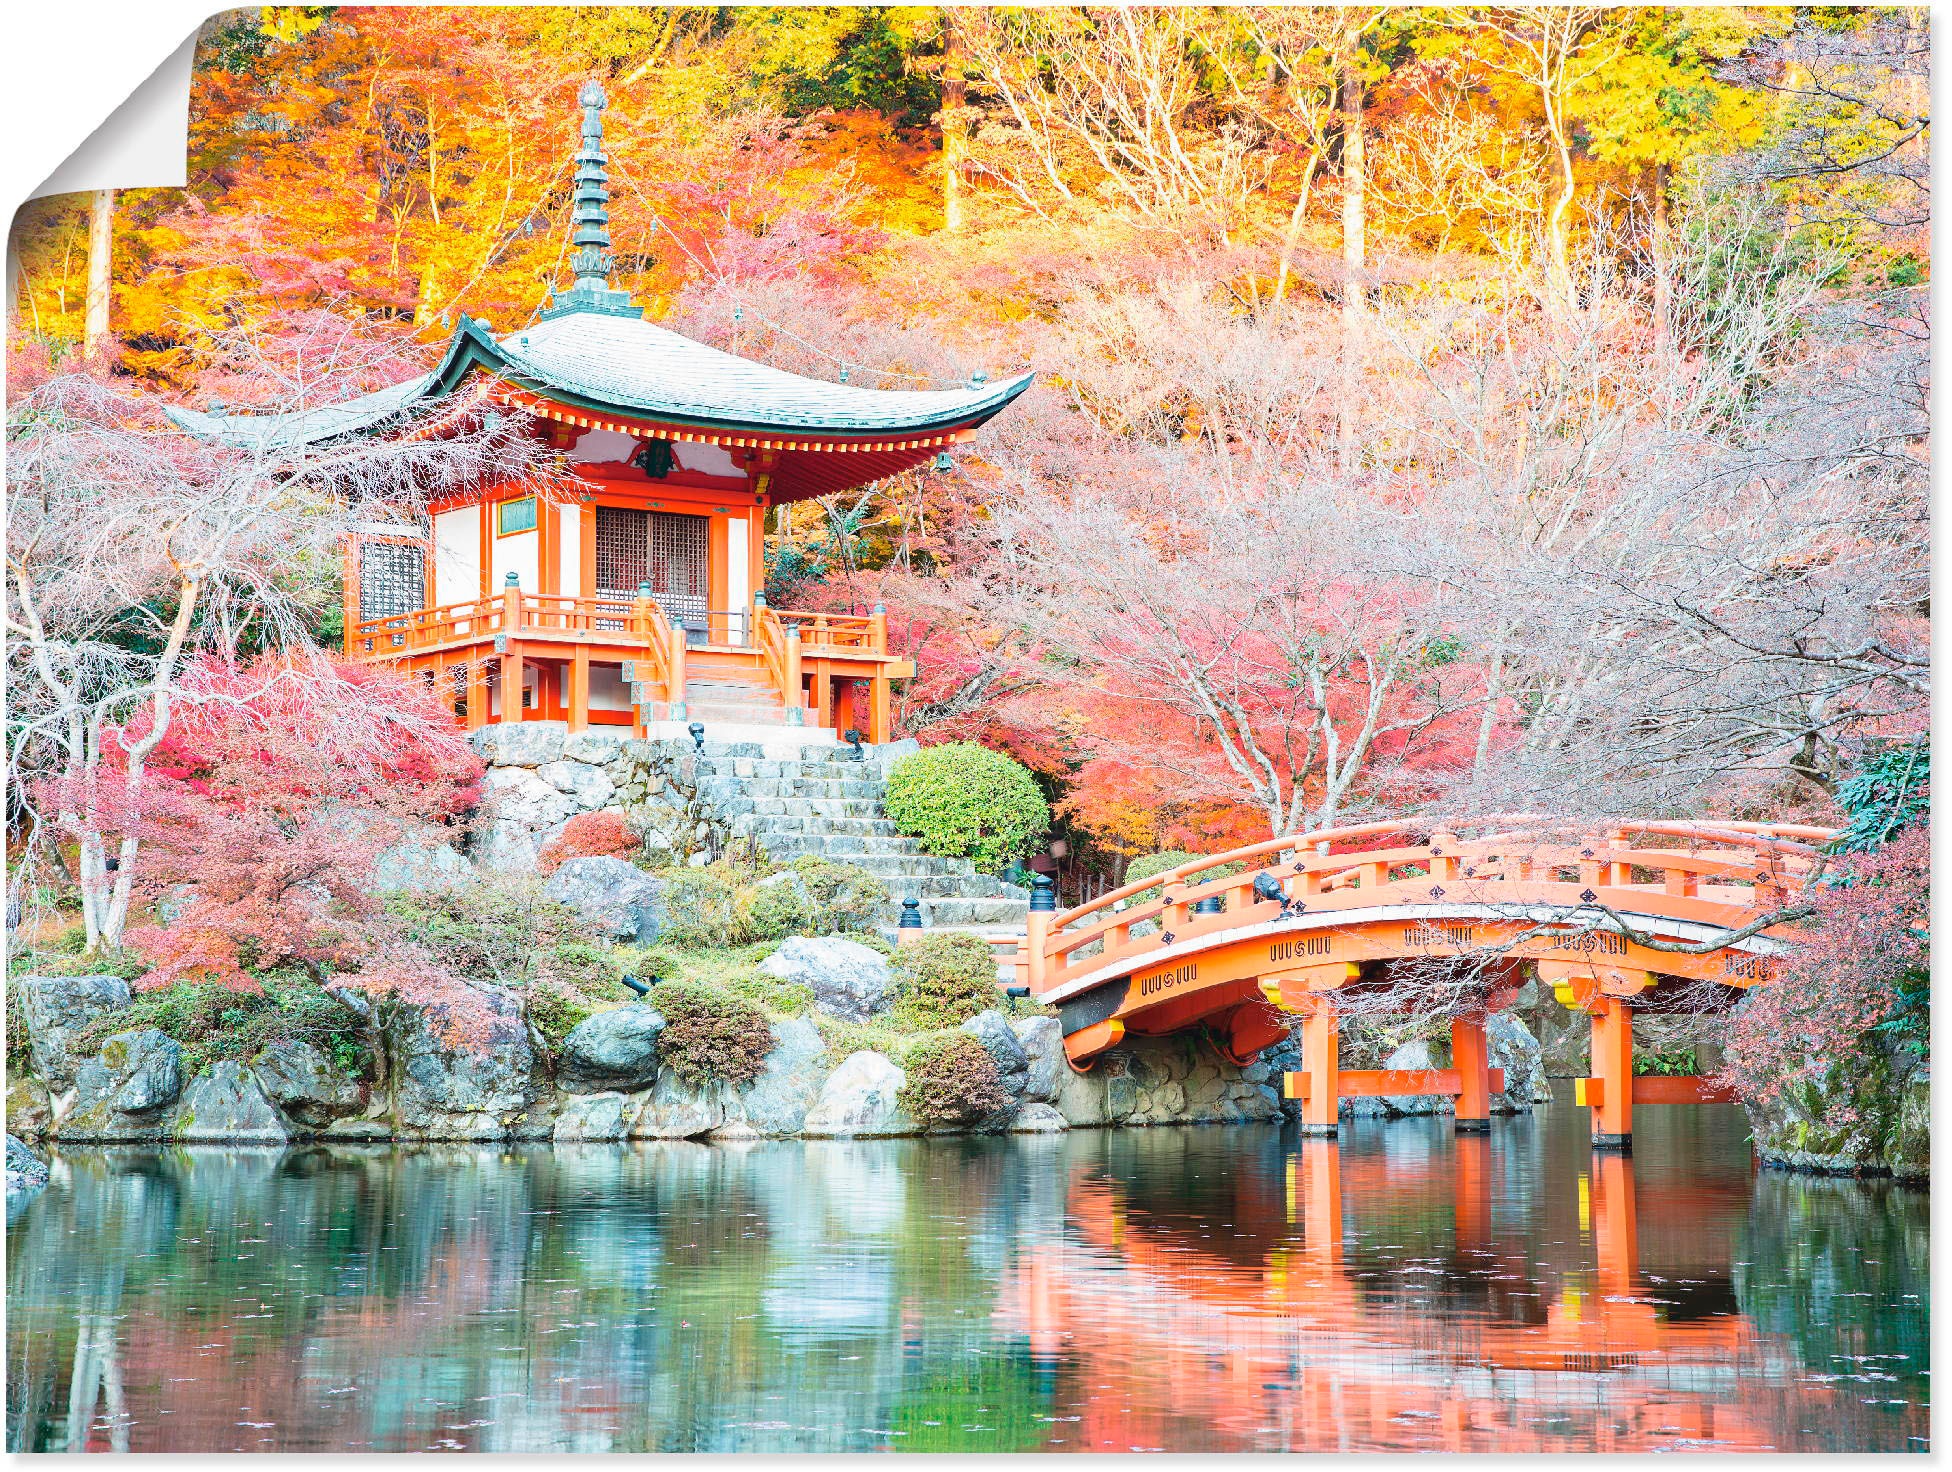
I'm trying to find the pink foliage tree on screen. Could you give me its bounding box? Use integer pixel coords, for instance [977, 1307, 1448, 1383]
[1720, 824, 1929, 1126]
[51, 656, 485, 1017]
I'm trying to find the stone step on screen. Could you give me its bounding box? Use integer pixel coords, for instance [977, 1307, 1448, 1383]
[828, 853, 963, 881]
[762, 833, 927, 858]
[734, 778, 887, 799]
[907, 897, 1033, 928]
[747, 797, 884, 818]
[685, 702, 793, 726]
[748, 815, 901, 837]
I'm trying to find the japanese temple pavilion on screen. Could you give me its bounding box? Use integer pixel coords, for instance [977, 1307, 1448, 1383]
[169, 81, 1031, 746]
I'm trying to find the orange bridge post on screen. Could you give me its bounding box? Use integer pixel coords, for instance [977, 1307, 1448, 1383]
[1295, 1001, 1341, 1137]
[1450, 1015, 1491, 1134]
[1584, 995, 1635, 1150]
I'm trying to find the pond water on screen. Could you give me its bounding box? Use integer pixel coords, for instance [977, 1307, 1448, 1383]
[7, 1093, 1927, 1454]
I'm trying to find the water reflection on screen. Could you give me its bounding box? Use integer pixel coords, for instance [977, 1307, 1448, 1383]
[7, 1099, 1927, 1453]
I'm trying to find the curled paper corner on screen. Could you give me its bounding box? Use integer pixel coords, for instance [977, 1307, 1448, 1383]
[30, 31, 197, 203]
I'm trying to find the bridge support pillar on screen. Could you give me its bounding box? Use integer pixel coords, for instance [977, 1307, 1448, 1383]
[1450, 1016, 1491, 1133]
[1296, 1005, 1340, 1136]
[1586, 995, 1634, 1149]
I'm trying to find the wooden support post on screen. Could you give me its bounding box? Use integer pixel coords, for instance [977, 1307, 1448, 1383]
[1451, 1015, 1491, 1133]
[1024, 875, 1054, 996]
[814, 660, 833, 731]
[870, 600, 888, 653]
[1299, 1004, 1340, 1136]
[1587, 995, 1634, 1149]
[784, 622, 804, 725]
[340, 536, 359, 657]
[667, 612, 688, 720]
[870, 671, 891, 746]
[465, 656, 487, 730]
[569, 645, 590, 732]
[500, 645, 524, 721]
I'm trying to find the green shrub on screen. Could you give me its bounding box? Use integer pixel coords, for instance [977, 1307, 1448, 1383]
[898, 1032, 1009, 1129]
[893, 932, 1003, 1030]
[662, 853, 888, 947]
[718, 967, 816, 1018]
[653, 982, 776, 1087]
[1121, 851, 1245, 906]
[884, 742, 1048, 872]
[785, 854, 889, 933]
[68, 971, 370, 1079]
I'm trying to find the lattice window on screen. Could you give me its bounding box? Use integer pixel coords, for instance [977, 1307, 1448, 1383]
[358, 540, 427, 621]
[596, 507, 708, 626]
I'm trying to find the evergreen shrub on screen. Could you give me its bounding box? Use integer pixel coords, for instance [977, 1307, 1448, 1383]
[69, 972, 369, 1078]
[893, 932, 1003, 1030]
[884, 742, 1049, 871]
[654, 981, 775, 1087]
[898, 1032, 1009, 1129]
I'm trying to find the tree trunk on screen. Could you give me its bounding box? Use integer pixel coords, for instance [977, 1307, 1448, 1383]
[941, 8, 969, 234]
[84, 188, 114, 356]
[1649, 161, 1672, 359]
[1337, 57, 1366, 470]
[1272, 150, 1320, 307]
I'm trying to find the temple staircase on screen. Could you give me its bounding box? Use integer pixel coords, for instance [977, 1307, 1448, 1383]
[692, 740, 1030, 932]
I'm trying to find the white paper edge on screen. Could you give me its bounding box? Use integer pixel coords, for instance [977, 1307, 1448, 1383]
[29, 31, 197, 202]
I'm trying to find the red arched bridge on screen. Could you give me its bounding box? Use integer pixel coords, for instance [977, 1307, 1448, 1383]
[1008, 818, 1831, 1148]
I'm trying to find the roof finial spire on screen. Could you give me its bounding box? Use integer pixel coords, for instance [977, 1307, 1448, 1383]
[541, 79, 644, 321]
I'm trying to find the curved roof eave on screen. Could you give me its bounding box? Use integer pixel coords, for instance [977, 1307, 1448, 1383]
[166, 312, 1036, 450]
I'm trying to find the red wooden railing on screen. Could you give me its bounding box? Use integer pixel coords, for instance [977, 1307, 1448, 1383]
[1020, 816, 1834, 998]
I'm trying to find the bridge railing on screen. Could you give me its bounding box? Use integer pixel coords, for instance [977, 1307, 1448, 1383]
[1023, 817, 1833, 997]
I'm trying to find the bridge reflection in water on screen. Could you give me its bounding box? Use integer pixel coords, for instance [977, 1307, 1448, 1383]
[8, 1106, 1925, 1453]
[998, 1109, 1926, 1453]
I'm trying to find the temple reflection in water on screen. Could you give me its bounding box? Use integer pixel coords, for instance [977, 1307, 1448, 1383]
[8, 1102, 1928, 1454]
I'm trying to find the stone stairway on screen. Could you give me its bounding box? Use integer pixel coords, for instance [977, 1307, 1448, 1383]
[691, 739, 1030, 931]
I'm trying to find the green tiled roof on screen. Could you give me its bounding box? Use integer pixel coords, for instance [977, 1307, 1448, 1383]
[165, 312, 1031, 450]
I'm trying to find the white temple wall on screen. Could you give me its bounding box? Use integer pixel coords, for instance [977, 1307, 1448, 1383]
[433, 507, 480, 605]
[492, 527, 540, 593]
[558, 503, 583, 596]
[726, 515, 749, 615]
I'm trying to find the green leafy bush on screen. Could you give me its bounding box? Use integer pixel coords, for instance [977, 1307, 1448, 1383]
[69, 971, 370, 1079]
[893, 932, 1003, 1030]
[382, 882, 628, 1050]
[884, 742, 1049, 871]
[784, 854, 889, 933]
[1122, 852, 1244, 906]
[898, 1032, 1009, 1129]
[654, 981, 776, 1087]
[662, 852, 888, 947]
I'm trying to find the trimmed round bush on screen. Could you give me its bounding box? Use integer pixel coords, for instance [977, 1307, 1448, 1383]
[899, 1032, 1009, 1129]
[893, 932, 1003, 1030]
[653, 982, 775, 1087]
[884, 742, 1049, 872]
[1121, 851, 1245, 906]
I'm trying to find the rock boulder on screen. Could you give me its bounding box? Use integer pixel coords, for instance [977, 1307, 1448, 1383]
[16, 975, 131, 1090]
[1010, 1016, 1065, 1103]
[558, 1005, 666, 1093]
[544, 856, 666, 944]
[250, 1040, 364, 1128]
[389, 986, 535, 1140]
[802, 1051, 913, 1137]
[1487, 1013, 1554, 1111]
[960, 1010, 1030, 1099]
[760, 937, 893, 1023]
[554, 1091, 631, 1142]
[61, 1029, 183, 1140]
[6, 1135, 48, 1195]
[173, 1061, 292, 1143]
